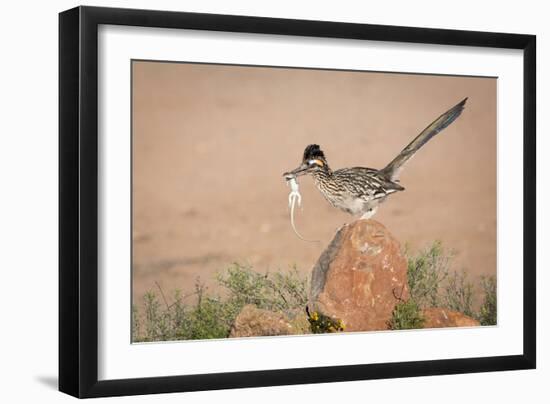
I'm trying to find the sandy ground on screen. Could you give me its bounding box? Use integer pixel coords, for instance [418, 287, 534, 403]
[132, 61, 496, 305]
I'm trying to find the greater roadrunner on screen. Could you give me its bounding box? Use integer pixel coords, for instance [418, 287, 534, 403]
[283, 98, 467, 219]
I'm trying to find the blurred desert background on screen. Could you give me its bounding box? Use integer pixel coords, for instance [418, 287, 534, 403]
[132, 61, 496, 306]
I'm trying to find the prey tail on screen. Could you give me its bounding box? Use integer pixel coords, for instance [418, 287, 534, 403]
[380, 97, 468, 181]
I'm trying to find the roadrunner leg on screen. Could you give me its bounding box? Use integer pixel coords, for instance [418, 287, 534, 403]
[360, 206, 378, 220]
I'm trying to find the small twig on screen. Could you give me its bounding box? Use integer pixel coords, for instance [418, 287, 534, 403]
[195, 277, 205, 311]
[392, 283, 406, 303]
[165, 290, 200, 310]
[154, 281, 170, 310]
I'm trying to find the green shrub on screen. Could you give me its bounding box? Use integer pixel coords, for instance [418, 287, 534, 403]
[183, 296, 233, 340]
[477, 275, 497, 325]
[388, 300, 425, 330]
[390, 241, 495, 330]
[217, 263, 309, 317]
[443, 270, 475, 318]
[134, 281, 235, 342]
[406, 241, 452, 308]
[133, 264, 309, 342]
[131, 304, 141, 342]
[138, 290, 185, 342]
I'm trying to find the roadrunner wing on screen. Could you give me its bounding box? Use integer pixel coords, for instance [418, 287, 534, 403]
[380, 97, 468, 181]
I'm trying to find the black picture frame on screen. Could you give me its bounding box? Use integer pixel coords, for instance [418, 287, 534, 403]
[59, 5, 536, 398]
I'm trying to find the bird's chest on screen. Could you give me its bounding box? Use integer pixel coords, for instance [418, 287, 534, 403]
[333, 197, 368, 215]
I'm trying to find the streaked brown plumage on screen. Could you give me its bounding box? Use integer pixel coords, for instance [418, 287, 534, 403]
[283, 98, 468, 218]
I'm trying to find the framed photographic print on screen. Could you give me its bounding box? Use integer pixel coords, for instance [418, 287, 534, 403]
[59, 6, 536, 398]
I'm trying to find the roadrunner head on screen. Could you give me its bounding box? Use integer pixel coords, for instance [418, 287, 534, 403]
[283, 144, 329, 179]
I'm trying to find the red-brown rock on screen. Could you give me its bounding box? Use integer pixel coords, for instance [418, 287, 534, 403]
[229, 305, 309, 337]
[422, 307, 480, 328]
[310, 219, 408, 331]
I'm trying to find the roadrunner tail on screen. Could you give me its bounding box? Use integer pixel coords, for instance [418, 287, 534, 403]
[380, 97, 468, 181]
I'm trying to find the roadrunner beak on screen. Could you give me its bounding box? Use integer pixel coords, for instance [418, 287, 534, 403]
[283, 163, 309, 179]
